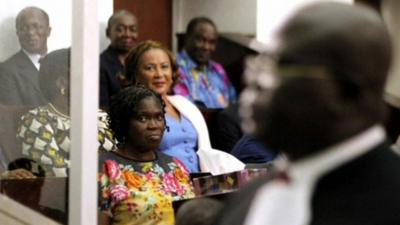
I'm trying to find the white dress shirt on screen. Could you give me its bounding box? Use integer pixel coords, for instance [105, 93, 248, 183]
[22, 49, 44, 70]
[244, 125, 386, 225]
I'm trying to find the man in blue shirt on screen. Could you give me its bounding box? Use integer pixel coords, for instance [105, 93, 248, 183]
[174, 17, 236, 109]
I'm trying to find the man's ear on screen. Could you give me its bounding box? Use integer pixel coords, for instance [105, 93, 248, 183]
[106, 27, 110, 38]
[184, 33, 191, 46]
[46, 26, 52, 38]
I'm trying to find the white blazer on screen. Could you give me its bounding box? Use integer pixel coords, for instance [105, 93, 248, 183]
[167, 95, 245, 175]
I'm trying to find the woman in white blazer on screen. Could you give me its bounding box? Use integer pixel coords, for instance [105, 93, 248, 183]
[121, 40, 244, 175]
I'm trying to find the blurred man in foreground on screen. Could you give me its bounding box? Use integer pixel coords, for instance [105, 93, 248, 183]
[215, 2, 400, 225]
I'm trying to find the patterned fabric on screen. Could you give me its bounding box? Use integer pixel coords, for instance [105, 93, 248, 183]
[98, 151, 194, 225]
[16, 105, 116, 177]
[159, 114, 200, 173]
[98, 110, 117, 152]
[174, 50, 236, 109]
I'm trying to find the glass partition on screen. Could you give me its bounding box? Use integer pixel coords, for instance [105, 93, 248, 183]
[0, 0, 112, 224]
[0, 1, 72, 224]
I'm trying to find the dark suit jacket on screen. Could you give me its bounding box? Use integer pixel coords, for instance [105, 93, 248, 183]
[99, 46, 124, 109]
[0, 50, 47, 107]
[214, 103, 242, 152]
[214, 141, 400, 225]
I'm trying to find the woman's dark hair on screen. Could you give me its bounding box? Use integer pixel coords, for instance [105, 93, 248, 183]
[39, 48, 70, 101]
[123, 40, 179, 89]
[108, 85, 166, 143]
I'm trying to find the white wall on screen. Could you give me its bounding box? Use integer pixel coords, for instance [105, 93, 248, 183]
[0, 1, 72, 61]
[0, 0, 112, 61]
[98, 0, 114, 52]
[173, 0, 257, 51]
[256, 0, 353, 51]
[382, 0, 400, 107]
[174, 0, 257, 34]
[172, 0, 354, 52]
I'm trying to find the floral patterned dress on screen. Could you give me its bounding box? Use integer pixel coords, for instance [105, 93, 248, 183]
[98, 150, 195, 225]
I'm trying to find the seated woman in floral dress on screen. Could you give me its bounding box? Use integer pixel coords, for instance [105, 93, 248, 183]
[98, 86, 194, 225]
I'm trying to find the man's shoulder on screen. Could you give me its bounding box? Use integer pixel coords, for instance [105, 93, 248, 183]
[208, 60, 227, 75]
[176, 50, 190, 66]
[176, 50, 185, 59]
[213, 175, 274, 225]
[100, 47, 122, 71]
[100, 46, 111, 58]
[1, 51, 26, 68]
[0, 53, 22, 78]
[209, 59, 223, 67]
[100, 48, 113, 63]
[101, 45, 121, 58]
[322, 141, 400, 180]
[310, 142, 400, 224]
[0, 52, 37, 82]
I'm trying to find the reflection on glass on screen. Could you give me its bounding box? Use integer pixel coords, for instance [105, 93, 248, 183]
[0, 5, 69, 224]
[17, 48, 71, 177]
[1, 46, 116, 224]
[0, 6, 50, 107]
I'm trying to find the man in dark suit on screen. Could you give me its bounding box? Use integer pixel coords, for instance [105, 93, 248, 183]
[0, 6, 51, 107]
[99, 10, 138, 109]
[214, 2, 400, 225]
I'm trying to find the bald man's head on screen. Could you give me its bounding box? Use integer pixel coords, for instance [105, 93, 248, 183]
[106, 10, 138, 53]
[249, 2, 393, 159]
[16, 6, 51, 55]
[277, 2, 392, 95]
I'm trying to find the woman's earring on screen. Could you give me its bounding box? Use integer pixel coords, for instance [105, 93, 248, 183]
[60, 87, 66, 96]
